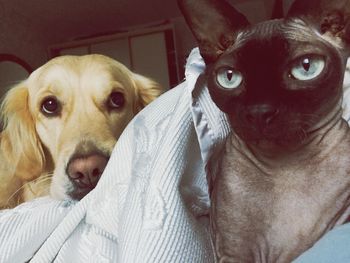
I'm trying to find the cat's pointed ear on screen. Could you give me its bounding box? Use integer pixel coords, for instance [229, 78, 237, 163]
[178, 0, 250, 64]
[287, 0, 350, 50]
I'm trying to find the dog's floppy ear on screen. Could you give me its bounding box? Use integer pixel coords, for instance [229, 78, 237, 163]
[178, 0, 250, 64]
[132, 73, 163, 113]
[287, 0, 350, 52]
[0, 83, 45, 181]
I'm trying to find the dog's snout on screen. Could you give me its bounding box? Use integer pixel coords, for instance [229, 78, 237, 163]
[245, 104, 279, 125]
[67, 154, 108, 199]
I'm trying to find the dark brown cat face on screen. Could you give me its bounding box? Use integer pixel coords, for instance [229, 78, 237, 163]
[207, 19, 345, 145]
[178, 0, 350, 147]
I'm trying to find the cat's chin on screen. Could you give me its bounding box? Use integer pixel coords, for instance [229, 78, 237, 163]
[236, 130, 310, 155]
[236, 126, 306, 143]
[237, 139, 306, 159]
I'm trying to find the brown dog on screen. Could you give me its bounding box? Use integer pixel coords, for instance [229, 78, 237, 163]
[179, 0, 350, 261]
[0, 54, 162, 208]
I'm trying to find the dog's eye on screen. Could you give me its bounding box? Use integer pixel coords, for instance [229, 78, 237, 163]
[108, 91, 125, 109]
[41, 97, 60, 116]
[216, 68, 243, 90]
[290, 56, 325, 81]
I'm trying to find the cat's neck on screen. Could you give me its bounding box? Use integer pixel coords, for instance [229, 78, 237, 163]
[229, 107, 350, 169]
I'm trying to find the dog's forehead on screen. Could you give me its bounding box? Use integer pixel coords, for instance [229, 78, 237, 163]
[30, 59, 120, 91]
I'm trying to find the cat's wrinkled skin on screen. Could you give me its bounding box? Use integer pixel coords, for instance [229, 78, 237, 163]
[179, 0, 350, 262]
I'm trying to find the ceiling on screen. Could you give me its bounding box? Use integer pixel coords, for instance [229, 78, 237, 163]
[0, 0, 284, 69]
[1, 0, 183, 42]
[0, 0, 257, 43]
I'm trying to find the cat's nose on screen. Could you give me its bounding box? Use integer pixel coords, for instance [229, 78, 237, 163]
[245, 104, 279, 125]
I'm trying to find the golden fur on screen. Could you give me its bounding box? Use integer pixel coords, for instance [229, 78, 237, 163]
[0, 54, 162, 208]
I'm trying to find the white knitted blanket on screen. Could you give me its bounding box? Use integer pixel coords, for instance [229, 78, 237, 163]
[0, 49, 350, 263]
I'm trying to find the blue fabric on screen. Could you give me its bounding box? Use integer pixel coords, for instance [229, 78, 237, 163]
[295, 223, 350, 262]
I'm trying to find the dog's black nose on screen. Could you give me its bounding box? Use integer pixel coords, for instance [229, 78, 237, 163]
[67, 154, 108, 199]
[245, 104, 279, 125]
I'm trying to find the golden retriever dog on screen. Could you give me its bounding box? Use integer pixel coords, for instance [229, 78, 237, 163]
[0, 54, 162, 208]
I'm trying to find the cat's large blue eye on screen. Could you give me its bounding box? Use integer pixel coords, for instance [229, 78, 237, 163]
[290, 56, 325, 81]
[216, 68, 243, 89]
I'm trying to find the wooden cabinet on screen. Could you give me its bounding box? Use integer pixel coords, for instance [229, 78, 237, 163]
[48, 24, 178, 90]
